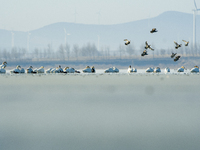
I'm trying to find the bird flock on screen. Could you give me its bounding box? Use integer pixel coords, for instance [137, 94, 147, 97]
[0, 61, 199, 74]
[124, 28, 189, 62]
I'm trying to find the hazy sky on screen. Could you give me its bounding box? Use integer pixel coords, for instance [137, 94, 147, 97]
[0, 0, 198, 31]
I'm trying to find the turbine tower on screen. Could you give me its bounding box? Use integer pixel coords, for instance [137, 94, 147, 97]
[96, 10, 101, 25]
[193, 0, 200, 49]
[73, 9, 78, 23]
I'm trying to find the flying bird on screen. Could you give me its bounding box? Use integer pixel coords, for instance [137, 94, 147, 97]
[174, 56, 181, 62]
[141, 50, 148, 56]
[182, 40, 189, 46]
[145, 41, 154, 51]
[124, 39, 130, 45]
[174, 41, 182, 49]
[171, 52, 177, 58]
[150, 28, 158, 33]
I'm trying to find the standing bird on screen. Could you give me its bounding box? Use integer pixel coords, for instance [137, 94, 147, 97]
[174, 56, 181, 62]
[124, 39, 130, 45]
[150, 28, 158, 33]
[145, 41, 154, 51]
[0, 61, 7, 69]
[174, 41, 182, 49]
[182, 40, 189, 46]
[141, 50, 148, 56]
[171, 52, 177, 58]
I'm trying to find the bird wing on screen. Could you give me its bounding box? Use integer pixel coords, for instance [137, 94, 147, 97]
[152, 28, 156, 31]
[124, 39, 128, 41]
[174, 41, 178, 46]
[145, 41, 148, 46]
[182, 40, 187, 43]
[150, 47, 154, 51]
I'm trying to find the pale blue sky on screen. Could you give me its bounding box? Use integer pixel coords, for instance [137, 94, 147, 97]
[0, 0, 198, 31]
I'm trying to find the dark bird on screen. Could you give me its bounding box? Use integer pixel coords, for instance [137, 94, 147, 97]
[124, 39, 130, 45]
[150, 28, 158, 33]
[145, 41, 154, 51]
[141, 50, 148, 56]
[174, 56, 181, 62]
[174, 41, 182, 49]
[182, 40, 189, 46]
[171, 52, 177, 58]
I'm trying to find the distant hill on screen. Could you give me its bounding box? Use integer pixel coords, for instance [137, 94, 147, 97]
[0, 11, 199, 52]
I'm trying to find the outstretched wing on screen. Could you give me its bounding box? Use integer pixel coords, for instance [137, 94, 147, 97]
[124, 39, 128, 41]
[145, 41, 148, 46]
[150, 47, 154, 51]
[182, 40, 187, 43]
[174, 41, 178, 46]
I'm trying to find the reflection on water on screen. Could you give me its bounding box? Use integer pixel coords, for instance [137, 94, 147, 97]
[0, 74, 200, 150]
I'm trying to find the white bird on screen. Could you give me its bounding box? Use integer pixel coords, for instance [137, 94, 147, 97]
[145, 67, 154, 73]
[0, 61, 7, 73]
[27, 66, 33, 73]
[49, 66, 63, 73]
[63, 67, 75, 73]
[182, 40, 189, 46]
[0, 61, 7, 69]
[127, 65, 137, 73]
[190, 66, 199, 73]
[124, 39, 131, 45]
[145, 41, 154, 51]
[177, 66, 185, 72]
[46, 68, 53, 73]
[164, 67, 170, 73]
[154, 67, 161, 73]
[83, 66, 95, 73]
[104, 67, 119, 73]
[37, 66, 45, 73]
[10, 65, 24, 74]
[54, 65, 63, 73]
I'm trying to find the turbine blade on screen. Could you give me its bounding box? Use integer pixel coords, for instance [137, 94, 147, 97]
[194, 0, 198, 10]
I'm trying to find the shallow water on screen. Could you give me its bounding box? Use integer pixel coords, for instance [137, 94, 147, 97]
[0, 74, 200, 150]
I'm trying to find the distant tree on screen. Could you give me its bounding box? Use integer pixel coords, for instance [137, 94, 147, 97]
[118, 44, 125, 59]
[47, 44, 53, 59]
[58, 44, 65, 60]
[34, 48, 39, 59]
[125, 45, 135, 58]
[3, 49, 10, 60]
[160, 49, 166, 56]
[65, 43, 70, 61]
[105, 46, 110, 60]
[72, 44, 79, 60]
[11, 47, 19, 60]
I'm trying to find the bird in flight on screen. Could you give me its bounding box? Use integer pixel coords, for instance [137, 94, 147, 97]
[145, 41, 154, 51]
[150, 28, 158, 33]
[174, 41, 182, 49]
[124, 39, 130, 45]
[182, 40, 189, 46]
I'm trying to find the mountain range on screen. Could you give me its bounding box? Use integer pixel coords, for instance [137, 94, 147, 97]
[0, 11, 199, 52]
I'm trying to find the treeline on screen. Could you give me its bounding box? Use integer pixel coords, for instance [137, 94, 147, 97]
[0, 42, 199, 61]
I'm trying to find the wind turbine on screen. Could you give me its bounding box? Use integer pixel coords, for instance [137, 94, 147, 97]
[193, 0, 200, 49]
[73, 9, 78, 23]
[11, 31, 14, 48]
[96, 10, 101, 25]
